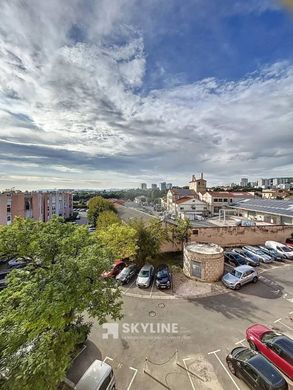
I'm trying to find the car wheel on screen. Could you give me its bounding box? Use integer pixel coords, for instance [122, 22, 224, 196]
[235, 284, 241, 290]
[252, 276, 258, 283]
[227, 361, 236, 375]
[248, 340, 257, 351]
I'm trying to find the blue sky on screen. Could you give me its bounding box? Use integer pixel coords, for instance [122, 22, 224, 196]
[0, 0, 292, 189]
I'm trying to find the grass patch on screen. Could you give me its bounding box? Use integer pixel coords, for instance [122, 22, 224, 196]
[149, 251, 183, 270]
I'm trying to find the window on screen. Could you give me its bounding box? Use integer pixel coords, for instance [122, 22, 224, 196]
[230, 199, 233, 202]
[7, 215, 11, 222]
[7, 205, 11, 213]
[180, 206, 184, 210]
[218, 198, 223, 202]
[192, 229, 198, 235]
[214, 199, 218, 202]
[223, 198, 228, 202]
[243, 364, 258, 381]
[191, 206, 196, 210]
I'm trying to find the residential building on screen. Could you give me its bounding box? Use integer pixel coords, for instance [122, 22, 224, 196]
[0, 190, 73, 225]
[188, 173, 207, 194]
[174, 197, 207, 220]
[166, 188, 196, 212]
[160, 182, 167, 191]
[199, 191, 255, 215]
[240, 178, 248, 187]
[257, 177, 292, 189]
[166, 183, 172, 190]
[230, 199, 293, 225]
[151, 184, 158, 190]
[140, 183, 147, 190]
[262, 189, 293, 200]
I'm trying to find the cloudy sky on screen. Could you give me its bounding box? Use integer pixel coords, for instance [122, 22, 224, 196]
[0, 0, 293, 190]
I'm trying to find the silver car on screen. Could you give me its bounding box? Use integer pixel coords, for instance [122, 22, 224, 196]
[243, 246, 273, 263]
[136, 264, 154, 288]
[222, 265, 258, 290]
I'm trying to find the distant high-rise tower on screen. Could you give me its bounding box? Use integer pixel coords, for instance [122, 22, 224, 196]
[141, 183, 147, 190]
[151, 184, 158, 189]
[166, 183, 172, 190]
[240, 178, 248, 187]
[160, 182, 167, 191]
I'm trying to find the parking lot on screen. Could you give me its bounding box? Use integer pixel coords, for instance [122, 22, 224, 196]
[87, 261, 293, 390]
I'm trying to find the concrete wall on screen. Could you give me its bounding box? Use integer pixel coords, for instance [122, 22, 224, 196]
[160, 224, 293, 252]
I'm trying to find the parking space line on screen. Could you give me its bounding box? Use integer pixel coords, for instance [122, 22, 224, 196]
[235, 339, 246, 346]
[150, 278, 155, 298]
[274, 318, 293, 331]
[182, 358, 195, 390]
[126, 367, 138, 390]
[123, 280, 136, 295]
[208, 350, 241, 390]
[103, 356, 113, 363]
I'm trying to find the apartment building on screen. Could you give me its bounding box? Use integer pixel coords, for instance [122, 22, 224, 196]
[199, 192, 255, 215]
[0, 190, 73, 225]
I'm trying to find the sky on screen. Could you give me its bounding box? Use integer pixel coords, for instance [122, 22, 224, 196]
[0, 0, 293, 190]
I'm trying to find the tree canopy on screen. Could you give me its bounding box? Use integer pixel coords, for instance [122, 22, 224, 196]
[96, 210, 121, 230]
[0, 217, 122, 390]
[172, 218, 192, 250]
[87, 196, 117, 226]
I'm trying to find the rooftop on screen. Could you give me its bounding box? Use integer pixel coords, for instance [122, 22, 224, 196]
[231, 199, 293, 218]
[185, 242, 223, 254]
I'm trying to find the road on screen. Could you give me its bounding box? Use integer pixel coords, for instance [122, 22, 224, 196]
[87, 263, 293, 390]
[115, 202, 158, 223]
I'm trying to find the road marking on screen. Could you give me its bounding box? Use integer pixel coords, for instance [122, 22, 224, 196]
[290, 311, 293, 314]
[123, 279, 136, 294]
[274, 318, 293, 331]
[208, 350, 241, 390]
[235, 339, 246, 346]
[127, 367, 138, 390]
[150, 278, 155, 298]
[103, 356, 113, 363]
[182, 358, 195, 390]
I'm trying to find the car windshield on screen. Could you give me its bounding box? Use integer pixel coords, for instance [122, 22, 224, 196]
[139, 270, 149, 277]
[231, 270, 242, 278]
[281, 246, 292, 252]
[236, 348, 254, 361]
[244, 251, 257, 260]
[157, 270, 168, 278]
[119, 268, 129, 276]
[261, 331, 279, 343]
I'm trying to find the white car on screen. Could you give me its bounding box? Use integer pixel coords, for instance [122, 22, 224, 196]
[265, 241, 293, 260]
[242, 246, 273, 263]
[136, 264, 154, 288]
[75, 359, 115, 390]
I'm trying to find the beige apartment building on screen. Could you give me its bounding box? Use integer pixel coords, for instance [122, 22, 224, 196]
[0, 190, 73, 225]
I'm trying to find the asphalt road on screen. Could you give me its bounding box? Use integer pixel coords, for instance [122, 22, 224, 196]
[87, 263, 293, 390]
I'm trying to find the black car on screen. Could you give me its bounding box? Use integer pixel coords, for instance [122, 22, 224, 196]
[224, 252, 247, 267]
[116, 264, 138, 284]
[155, 264, 172, 289]
[226, 347, 288, 390]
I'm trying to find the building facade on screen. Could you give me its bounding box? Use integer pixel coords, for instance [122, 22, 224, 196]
[0, 190, 73, 225]
[174, 197, 207, 220]
[200, 192, 255, 215]
[188, 173, 207, 194]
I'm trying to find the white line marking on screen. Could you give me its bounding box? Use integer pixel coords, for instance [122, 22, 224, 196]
[235, 339, 246, 346]
[290, 311, 293, 314]
[274, 318, 282, 323]
[123, 279, 136, 294]
[182, 358, 195, 390]
[208, 349, 221, 355]
[274, 319, 293, 331]
[150, 278, 155, 298]
[103, 356, 113, 363]
[127, 367, 138, 390]
[208, 350, 241, 390]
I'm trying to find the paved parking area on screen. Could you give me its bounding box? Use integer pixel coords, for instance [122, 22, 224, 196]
[87, 262, 293, 390]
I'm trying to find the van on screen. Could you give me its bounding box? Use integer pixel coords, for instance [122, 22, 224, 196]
[265, 241, 293, 260]
[75, 360, 115, 390]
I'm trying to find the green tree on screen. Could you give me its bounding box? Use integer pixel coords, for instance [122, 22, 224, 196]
[96, 210, 121, 230]
[96, 223, 137, 259]
[0, 217, 122, 390]
[172, 218, 192, 252]
[87, 196, 117, 226]
[129, 219, 169, 265]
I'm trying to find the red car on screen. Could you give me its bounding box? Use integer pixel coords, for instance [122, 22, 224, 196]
[102, 260, 126, 279]
[246, 324, 293, 380]
[285, 238, 293, 248]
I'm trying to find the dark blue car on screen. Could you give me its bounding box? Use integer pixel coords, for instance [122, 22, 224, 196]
[155, 264, 172, 289]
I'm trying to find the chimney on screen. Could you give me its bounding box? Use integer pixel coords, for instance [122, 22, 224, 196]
[201, 172, 203, 179]
[192, 174, 196, 182]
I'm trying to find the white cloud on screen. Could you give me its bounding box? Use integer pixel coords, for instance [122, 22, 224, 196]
[0, 0, 292, 189]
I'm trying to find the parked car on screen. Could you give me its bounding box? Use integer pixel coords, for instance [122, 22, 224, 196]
[232, 248, 260, 266]
[285, 238, 293, 248]
[224, 251, 247, 267]
[246, 324, 293, 380]
[258, 246, 286, 262]
[116, 264, 138, 284]
[136, 264, 154, 288]
[76, 214, 80, 220]
[75, 359, 116, 390]
[226, 347, 288, 390]
[102, 260, 126, 279]
[8, 258, 26, 269]
[265, 241, 293, 260]
[243, 246, 274, 263]
[155, 264, 172, 289]
[222, 265, 258, 290]
[236, 220, 256, 227]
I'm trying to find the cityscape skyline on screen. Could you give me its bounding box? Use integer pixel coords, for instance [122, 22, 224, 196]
[0, 1, 293, 189]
